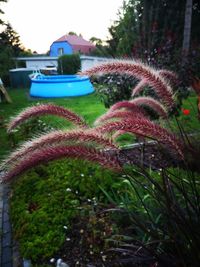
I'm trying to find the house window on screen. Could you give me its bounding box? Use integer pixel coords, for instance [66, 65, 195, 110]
[58, 48, 64, 56]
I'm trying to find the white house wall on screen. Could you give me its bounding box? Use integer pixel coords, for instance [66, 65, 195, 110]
[25, 59, 58, 69]
[80, 56, 113, 71]
[16, 56, 116, 72]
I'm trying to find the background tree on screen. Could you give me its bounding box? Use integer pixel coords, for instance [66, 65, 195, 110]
[182, 0, 193, 56]
[89, 36, 110, 57]
[0, 1, 30, 85]
[68, 31, 77, 36]
[107, 0, 200, 85]
[0, 0, 7, 25]
[0, 23, 22, 55]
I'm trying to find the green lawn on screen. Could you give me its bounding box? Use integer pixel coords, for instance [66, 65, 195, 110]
[0, 88, 199, 160]
[171, 94, 200, 132]
[0, 88, 106, 159]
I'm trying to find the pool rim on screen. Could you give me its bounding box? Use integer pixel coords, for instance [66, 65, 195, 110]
[31, 75, 89, 84]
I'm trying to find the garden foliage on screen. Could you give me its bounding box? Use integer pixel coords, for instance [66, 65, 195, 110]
[1, 60, 200, 266]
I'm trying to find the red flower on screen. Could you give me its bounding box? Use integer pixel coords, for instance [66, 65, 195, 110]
[182, 108, 190, 115]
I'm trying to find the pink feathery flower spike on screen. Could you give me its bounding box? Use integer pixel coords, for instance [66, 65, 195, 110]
[94, 110, 145, 126]
[158, 69, 179, 85]
[95, 117, 184, 159]
[7, 103, 87, 132]
[132, 70, 178, 97]
[2, 145, 122, 182]
[0, 129, 117, 171]
[131, 79, 148, 97]
[94, 101, 147, 126]
[81, 61, 175, 109]
[109, 100, 147, 115]
[131, 97, 168, 119]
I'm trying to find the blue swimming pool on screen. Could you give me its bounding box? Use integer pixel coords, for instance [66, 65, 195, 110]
[30, 75, 94, 98]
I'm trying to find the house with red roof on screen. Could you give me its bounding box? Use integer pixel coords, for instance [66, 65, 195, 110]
[49, 34, 95, 56]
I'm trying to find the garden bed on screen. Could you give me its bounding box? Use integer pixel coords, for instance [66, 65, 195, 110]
[118, 142, 181, 170]
[10, 142, 186, 267]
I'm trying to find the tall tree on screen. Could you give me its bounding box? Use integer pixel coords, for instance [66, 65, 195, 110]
[0, 0, 26, 84]
[107, 0, 141, 57]
[0, 0, 7, 25]
[108, 0, 200, 60]
[0, 23, 22, 55]
[182, 0, 193, 55]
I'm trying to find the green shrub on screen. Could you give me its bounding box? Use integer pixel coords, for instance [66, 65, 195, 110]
[10, 166, 77, 261]
[92, 73, 137, 108]
[10, 159, 122, 262]
[57, 54, 81, 75]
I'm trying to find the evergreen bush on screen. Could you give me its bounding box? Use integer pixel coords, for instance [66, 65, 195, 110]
[57, 54, 81, 75]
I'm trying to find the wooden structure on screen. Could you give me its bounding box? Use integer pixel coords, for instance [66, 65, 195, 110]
[0, 78, 12, 103]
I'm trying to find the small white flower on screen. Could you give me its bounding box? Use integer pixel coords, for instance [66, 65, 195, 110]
[66, 188, 71, 192]
[63, 226, 68, 230]
[80, 173, 84, 177]
[102, 255, 107, 261]
[66, 237, 70, 241]
[50, 258, 55, 263]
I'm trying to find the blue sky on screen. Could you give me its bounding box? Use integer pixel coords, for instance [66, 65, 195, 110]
[2, 0, 124, 53]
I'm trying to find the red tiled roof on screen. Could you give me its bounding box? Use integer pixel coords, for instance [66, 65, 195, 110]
[54, 34, 95, 47]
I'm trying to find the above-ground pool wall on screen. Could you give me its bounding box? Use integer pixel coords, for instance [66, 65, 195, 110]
[30, 75, 94, 98]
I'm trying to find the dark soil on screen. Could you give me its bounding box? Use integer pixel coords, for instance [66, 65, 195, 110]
[118, 142, 181, 170]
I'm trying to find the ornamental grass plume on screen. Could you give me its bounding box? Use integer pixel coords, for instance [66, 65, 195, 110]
[94, 100, 147, 125]
[94, 110, 145, 126]
[131, 79, 148, 97]
[7, 103, 87, 133]
[131, 69, 178, 97]
[2, 145, 122, 183]
[131, 96, 168, 119]
[109, 100, 147, 115]
[81, 60, 175, 109]
[95, 117, 184, 159]
[158, 69, 179, 85]
[0, 129, 117, 171]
